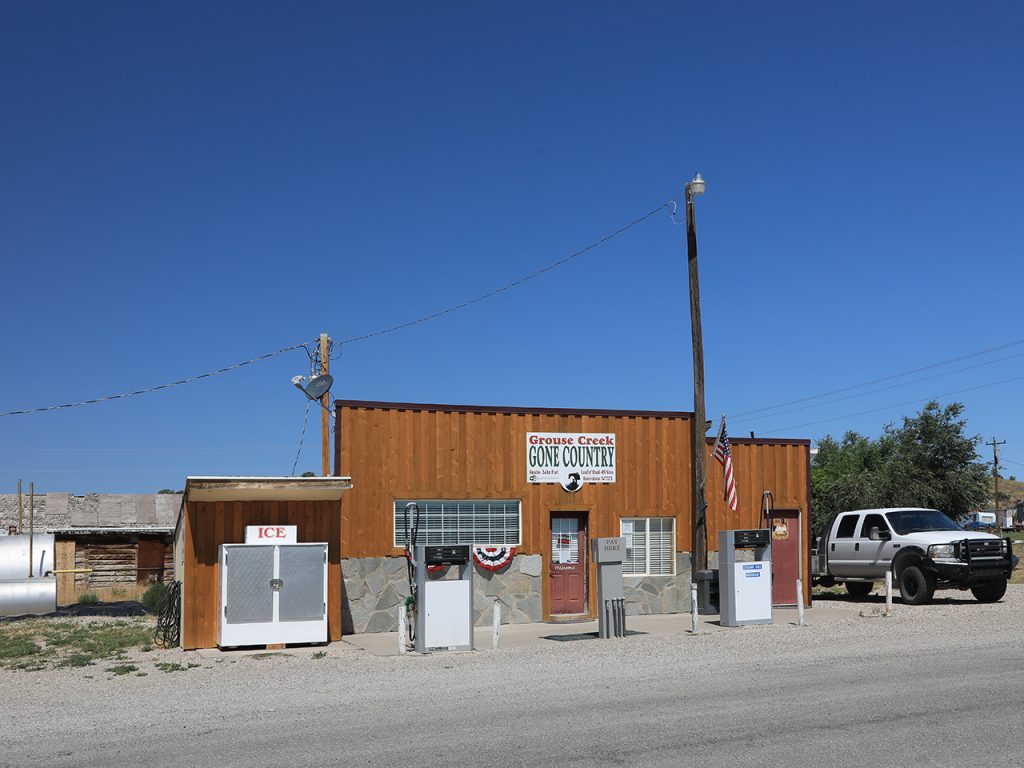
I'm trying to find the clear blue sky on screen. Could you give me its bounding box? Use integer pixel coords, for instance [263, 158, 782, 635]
[2, 2, 1023, 493]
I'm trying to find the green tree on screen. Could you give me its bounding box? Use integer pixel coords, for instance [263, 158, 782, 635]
[811, 401, 988, 535]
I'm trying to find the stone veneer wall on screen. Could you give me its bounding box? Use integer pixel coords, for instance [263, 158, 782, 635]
[341, 554, 543, 634]
[622, 553, 693, 616]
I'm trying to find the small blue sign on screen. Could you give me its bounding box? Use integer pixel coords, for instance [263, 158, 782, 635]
[746, 572, 761, 578]
[742, 564, 762, 571]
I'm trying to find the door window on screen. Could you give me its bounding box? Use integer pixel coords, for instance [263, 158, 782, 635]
[835, 514, 859, 538]
[551, 517, 580, 564]
[859, 514, 888, 539]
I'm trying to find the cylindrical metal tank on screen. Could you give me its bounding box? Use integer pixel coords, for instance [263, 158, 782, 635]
[0, 578, 57, 617]
[0, 534, 58, 616]
[0, 534, 56, 579]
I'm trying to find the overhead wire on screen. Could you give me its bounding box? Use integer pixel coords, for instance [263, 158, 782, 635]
[0, 340, 316, 417]
[2, 199, 674, 418]
[290, 400, 311, 476]
[731, 350, 1024, 428]
[728, 337, 1024, 420]
[335, 201, 675, 346]
[758, 373, 1024, 434]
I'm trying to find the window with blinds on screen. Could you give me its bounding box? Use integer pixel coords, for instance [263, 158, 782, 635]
[393, 500, 521, 547]
[620, 517, 675, 576]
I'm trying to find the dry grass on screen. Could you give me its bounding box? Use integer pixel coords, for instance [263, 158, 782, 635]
[0, 617, 155, 671]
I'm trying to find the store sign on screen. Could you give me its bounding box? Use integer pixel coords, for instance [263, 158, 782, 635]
[526, 432, 616, 485]
[245, 525, 298, 544]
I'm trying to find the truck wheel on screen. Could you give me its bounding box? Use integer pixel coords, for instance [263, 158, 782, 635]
[970, 577, 1007, 603]
[898, 565, 936, 605]
[845, 581, 873, 597]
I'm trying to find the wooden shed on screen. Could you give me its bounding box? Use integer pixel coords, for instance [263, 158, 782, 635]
[334, 400, 811, 632]
[175, 476, 352, 650]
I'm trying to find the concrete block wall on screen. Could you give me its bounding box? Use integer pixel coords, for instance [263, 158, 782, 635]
[0, 493, 181, 532]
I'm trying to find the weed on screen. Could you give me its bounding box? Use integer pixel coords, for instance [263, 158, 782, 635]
[141, 582, 169, 613]
[187, 662, 200, 669]
[155, 662, 186, 672]
[136, 672, 148, 677]
[0, 634, 44, 661]
[59, 653, 96, 668]
[312, 651, 327, 659]
[140, 644, 153, 653]
[77, 593, 99, 605]
[107, 664, 138, 676]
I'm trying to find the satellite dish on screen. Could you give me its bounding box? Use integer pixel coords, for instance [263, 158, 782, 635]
[304, 374, 333, 400]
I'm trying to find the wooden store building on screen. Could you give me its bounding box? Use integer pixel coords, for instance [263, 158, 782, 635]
[335, 399, 812, 634]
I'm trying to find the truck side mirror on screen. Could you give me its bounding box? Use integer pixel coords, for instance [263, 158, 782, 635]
[868, 526, 890, 541]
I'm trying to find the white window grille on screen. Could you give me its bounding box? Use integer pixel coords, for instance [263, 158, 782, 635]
[620, 517, 675, 576]
[393, 500, 521, 547]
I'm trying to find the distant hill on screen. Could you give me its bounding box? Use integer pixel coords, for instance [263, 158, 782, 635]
[989, 476, 1024, 507]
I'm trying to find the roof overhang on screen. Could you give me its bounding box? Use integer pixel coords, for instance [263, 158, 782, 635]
[184, 476, 353, 503]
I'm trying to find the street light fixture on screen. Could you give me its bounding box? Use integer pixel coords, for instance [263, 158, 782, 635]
[684, 172, 709, 580]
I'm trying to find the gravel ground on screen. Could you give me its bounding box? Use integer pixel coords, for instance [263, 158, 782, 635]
[2, 585, 1023, 767]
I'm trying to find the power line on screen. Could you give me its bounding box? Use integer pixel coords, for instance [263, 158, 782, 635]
[290, 400, 311, 476]
[759, 373, 1024, 434]
[0, 340, 315, 417]
[336, 201, 674, 346]
[2, 200, 674, 418]
[728, 337, 1024, 420]
[732, 350, 1024, 427]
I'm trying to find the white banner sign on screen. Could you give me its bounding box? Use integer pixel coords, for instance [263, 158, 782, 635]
[245, 525, 298, 544]
[527, 432, 616, 485]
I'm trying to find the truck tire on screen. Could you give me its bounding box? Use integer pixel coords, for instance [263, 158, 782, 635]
[845, 581, 873, 598]
[898, 565, 936, 605]
[970, 577, 1007, 603]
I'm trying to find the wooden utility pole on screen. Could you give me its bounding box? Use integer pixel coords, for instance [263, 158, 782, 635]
[685, 174, 708, 578]
[320, 333, 331, 477]
[987, 437, 1006, 529]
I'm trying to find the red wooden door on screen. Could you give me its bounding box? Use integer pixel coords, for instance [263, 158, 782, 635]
[137, 539, 166, 585]
[768, 509, 801, 606]
[550, 514, 587, 615]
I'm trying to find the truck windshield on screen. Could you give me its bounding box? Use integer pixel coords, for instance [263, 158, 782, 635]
[885, 509, 962, 535]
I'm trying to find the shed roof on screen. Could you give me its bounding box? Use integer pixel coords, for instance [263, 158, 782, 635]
[184, 476, 353, 502]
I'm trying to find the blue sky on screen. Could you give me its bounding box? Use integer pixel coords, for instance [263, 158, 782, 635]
[2, 2, 1022, 493]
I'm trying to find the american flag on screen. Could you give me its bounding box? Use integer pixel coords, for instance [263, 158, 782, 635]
[713, 426, 738, 512]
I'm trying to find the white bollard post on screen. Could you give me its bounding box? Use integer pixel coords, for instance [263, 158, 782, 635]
[885, 570, 893, 614]
[398, 604, 407, 655]
[492, 599, 501, 650]
[690, 582, 699, 633]
[796, 578, 805, 626]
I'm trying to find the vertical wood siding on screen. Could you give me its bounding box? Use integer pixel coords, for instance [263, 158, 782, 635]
[181, 500, 343, 650]
[336, 402, 811, 618]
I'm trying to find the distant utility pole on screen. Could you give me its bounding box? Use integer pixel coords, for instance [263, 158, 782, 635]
[987, 437, 1006, 528]
[320, 332, 331, 477]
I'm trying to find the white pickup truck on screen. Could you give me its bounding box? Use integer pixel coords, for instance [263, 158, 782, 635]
[812, 507, 1017, 604]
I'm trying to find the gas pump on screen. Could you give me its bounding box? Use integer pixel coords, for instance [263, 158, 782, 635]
[403, 502, 474, 653]
[718, 529, 773, 627]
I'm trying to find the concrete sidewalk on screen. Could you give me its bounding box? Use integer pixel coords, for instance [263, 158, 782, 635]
[195, 603, 858, 659]
[339, 603, 853, 657]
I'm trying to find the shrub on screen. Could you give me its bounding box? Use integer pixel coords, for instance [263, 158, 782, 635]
[141, 582, 168, 613]
[78, 592, 99, 605]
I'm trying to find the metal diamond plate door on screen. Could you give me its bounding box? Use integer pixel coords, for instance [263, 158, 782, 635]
[224, 545, 275, 623]
[278, 544, 327, 621]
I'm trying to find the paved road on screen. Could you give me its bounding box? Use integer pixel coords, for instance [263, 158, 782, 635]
[3, 592, 1023, 768]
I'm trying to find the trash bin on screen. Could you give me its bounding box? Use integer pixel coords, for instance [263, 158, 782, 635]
[695, 569, 719, 615]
